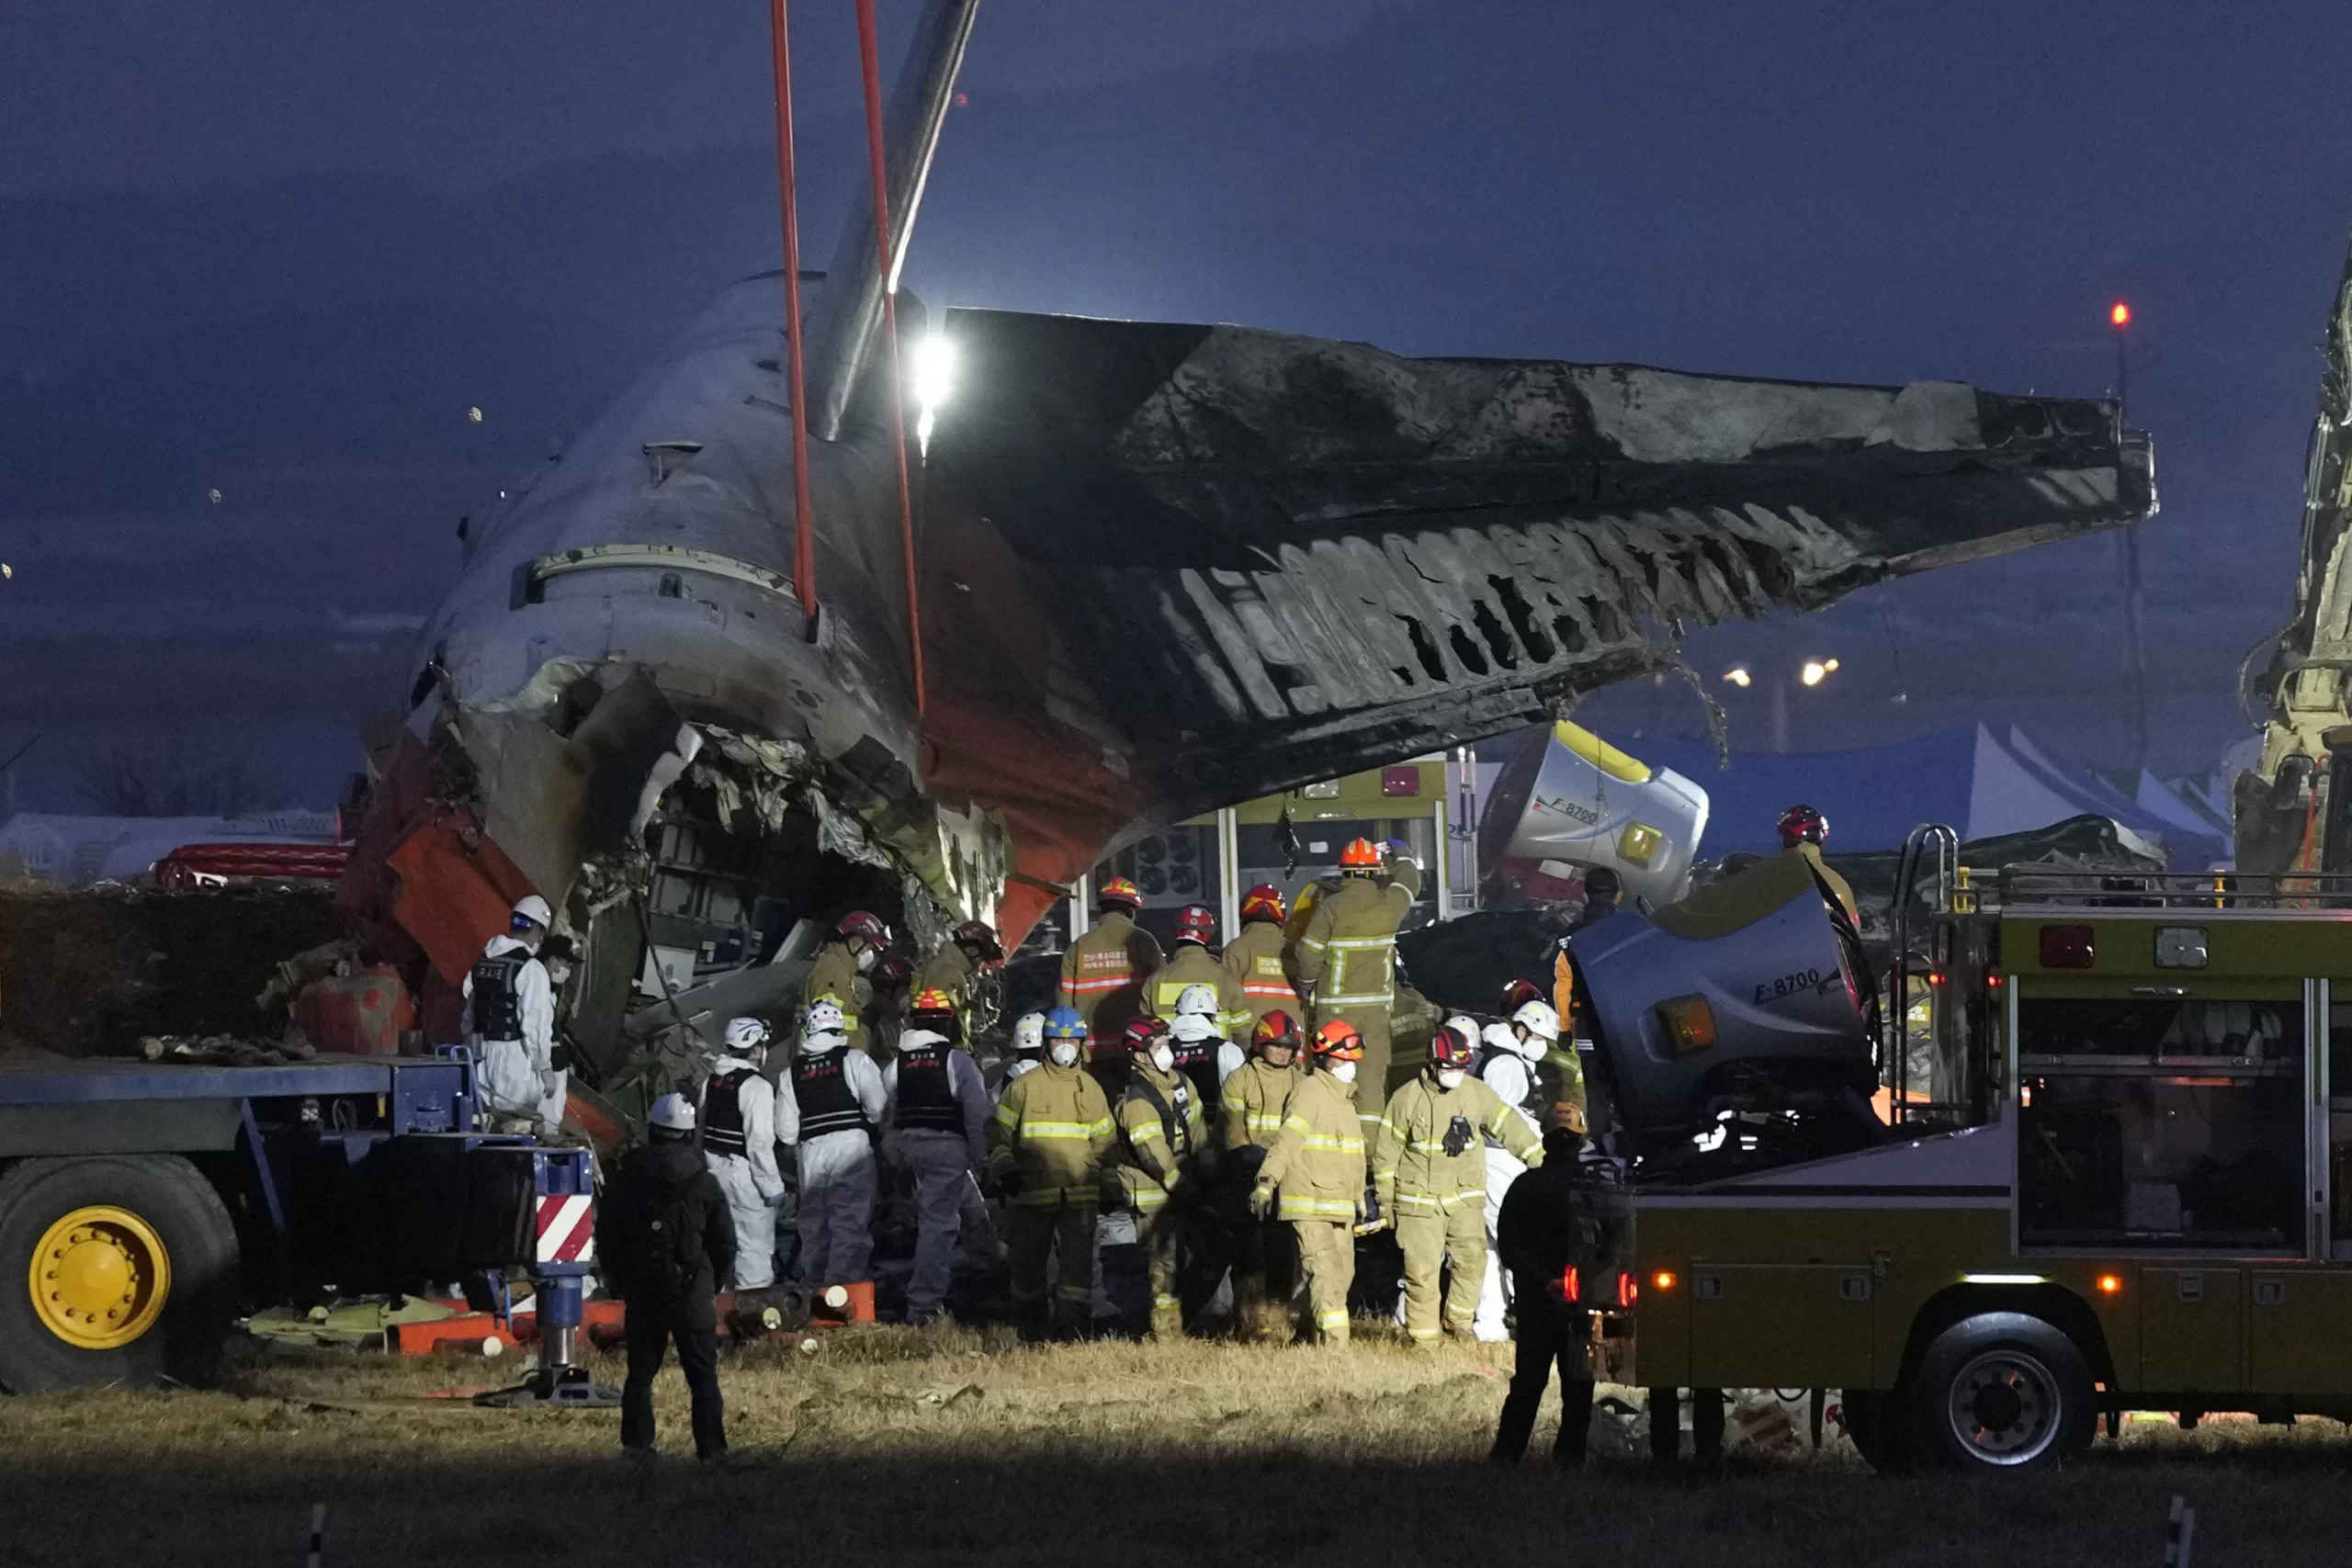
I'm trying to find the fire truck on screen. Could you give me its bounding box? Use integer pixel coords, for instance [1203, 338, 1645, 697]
[1566, 832, 2352, 1472]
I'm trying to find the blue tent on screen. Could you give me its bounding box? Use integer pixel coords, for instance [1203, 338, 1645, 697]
[1626, 724, 2224, 866]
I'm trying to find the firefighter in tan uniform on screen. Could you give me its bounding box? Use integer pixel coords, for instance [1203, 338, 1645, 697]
[911, 919, 1002, 1045]
[1107, 1015, 1214, 1339]
[806, 909, 888, 1057]
[1223, 883, 1303, 1034]
[1291, 839, 1422, 1130]
[989, 1006, 1117, 1340]
[1142, 904, 1250, 1042]
[1250, 1019, 1370, 1344]
[1372, 1018, 1543, 1346]
[1219, 1010, 1304, 1341]
[1057, 877, 1162, 1040]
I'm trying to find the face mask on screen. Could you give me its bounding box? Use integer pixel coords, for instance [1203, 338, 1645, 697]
[1048, 1042, 1081, 1068]
[546, 965, 571, 989]
[1436, 1068, 1466, 1090]
[1325, 1060, 1357, 1085]
[1521, 1039, 1547, 1064]
[1149, 1043, 1175, 1074]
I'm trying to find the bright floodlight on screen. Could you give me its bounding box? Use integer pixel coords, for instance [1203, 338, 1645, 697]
[2110, 301, 2131, 328]
[1801, 660, 1829, 687]
[914, 334, 957, 453]
[1723, 667, 1752, 688]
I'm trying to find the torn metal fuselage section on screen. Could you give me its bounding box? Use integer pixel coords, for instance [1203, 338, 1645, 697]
[920, 310, 2156, 931]
[2245, 229, 2352, 873]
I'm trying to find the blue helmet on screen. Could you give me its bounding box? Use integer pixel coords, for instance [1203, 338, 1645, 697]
[1043, 1006, 1088, 1042]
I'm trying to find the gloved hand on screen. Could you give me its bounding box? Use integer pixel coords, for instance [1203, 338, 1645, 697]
[1248, 1181, 1274, 1220]
[548, 1043, 574, 1074]
[763, 1190, 788, 1209]
[1352, 1212, 1392, 1236]
[997, 1168, 1023, 1201]
[1558, 1103, 1589, 1135]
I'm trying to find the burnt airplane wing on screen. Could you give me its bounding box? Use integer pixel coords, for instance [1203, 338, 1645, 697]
[922, 308, 2155, 932]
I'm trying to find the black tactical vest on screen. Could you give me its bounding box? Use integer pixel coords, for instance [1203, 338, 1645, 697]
[791, 1052, 868, 1139]
[892, 1042, 964, 1134]
[702, 1065, 757, 1156]
[470, 950, 527, 1040]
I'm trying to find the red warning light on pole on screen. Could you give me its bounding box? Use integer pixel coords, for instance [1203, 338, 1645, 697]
[2110, 301, 2132, 328]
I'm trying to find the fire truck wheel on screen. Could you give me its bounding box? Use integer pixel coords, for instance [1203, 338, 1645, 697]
[0, 1156, 240, 1394]
[1908, 1312, 2094, 1472]
[1838, 1390, 1914, 1472]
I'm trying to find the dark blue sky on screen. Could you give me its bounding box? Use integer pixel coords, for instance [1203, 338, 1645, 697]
[3, 0, 2348, 810]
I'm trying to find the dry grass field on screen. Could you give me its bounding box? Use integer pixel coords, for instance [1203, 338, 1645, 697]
[6, 1325, 2351, 1566]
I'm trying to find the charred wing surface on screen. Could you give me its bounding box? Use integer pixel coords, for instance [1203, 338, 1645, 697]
[928, 309, 2154, 821]
[2245, 232, 2352, 871]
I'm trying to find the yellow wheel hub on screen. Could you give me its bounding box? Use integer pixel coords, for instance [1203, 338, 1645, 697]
[28, 1206, 171, 1350]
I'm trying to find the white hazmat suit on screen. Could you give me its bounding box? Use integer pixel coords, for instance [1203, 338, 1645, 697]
[778, 1027, 888, 1286]
[462, 934, 564, 1129]
[703, 1048, 786, 1291]
[1473, 1022, 1545, 1341]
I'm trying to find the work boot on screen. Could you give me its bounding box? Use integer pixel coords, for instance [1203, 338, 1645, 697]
[1014, 1301, 1050, 1344]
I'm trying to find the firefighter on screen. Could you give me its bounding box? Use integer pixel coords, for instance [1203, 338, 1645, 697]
[1164, 983, 1236, 1109]
[1293, 838, 1422, 1131]
[1778, 804, 1859, 923]
[1373, 1018, 1543, 1346]
[1224, 883, 1303, 1033]
[1106, 1015, 1213, 1339]
[464, 893, 564, 1133]
[602, 1092, 733, 1461]
[1470, 999, 1559, 1341]
[702, 1016, 786, 1293]
[1489, 1125, 1601, 1467]
[805, 910, 890, 1056]
[1058, 877, 1162, 1038]
[1145, 904, 1251, 1042]
[1250, 1019, 1369, 1345]
[777, 998, 888, 1288]
[989, 1006, 1117, 1340]
[912, 919, 1003, 1042]
[885, 989, 991, 1325]
[1220, 1009, 1304, 1341]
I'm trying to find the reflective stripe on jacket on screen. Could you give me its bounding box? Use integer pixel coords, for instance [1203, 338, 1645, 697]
[1292, 863, 1422, 1010]
[988, 1061, 1115, 1206]
[1256, 1069, 1365, 1222]
[1372, 1072, 1541, 1217]
[1144, 944, 1251, 1043]
[1221, 920, 1302, 1028]
[1111, 1061, 1210, 1213]
[1057, 911, 1162, 1028]
[1220, 1058, 1299, 1153]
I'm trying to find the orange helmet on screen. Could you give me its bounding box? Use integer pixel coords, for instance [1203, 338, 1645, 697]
[909, 987, 957, 1020]
[1311, 1019, 1364, 1062]
[1338, 838, 1383, 871]
[1251, 1010, 1303, 1055]
[1097, 876, 1143, 910]
[1239, 883, 1286, 924]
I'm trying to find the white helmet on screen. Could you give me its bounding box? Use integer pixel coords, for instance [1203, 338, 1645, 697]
[723, 1016, 772, 1055]
[648, 1092, 696, 1133]
[801, 997, 848, 1053]
[1510, 999, 1560, 1055]
[511, 894, 553, 930]
[1011, 1010, 1046, 1056]
[1168, 985, 1221, 1043]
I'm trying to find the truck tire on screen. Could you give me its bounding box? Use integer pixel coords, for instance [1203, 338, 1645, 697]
[0, 1156, 240, 1393]
[1839, 1389, 1914, 1472]
[1905, 1312, 2094, 1472]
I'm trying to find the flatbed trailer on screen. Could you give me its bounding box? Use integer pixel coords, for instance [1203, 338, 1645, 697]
[0, 1050, 591, 1393]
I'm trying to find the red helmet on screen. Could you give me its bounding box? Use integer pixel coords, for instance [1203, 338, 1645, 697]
[1430, 1019, 1478, 1070]
[1238, 883, 1286, 924]
[1311, 1019, 1364, 1062]
[1499, 978, 1545, 1014]
[953, 919, 1002, 964]
[1777, 804, 1829, 849]
[834, 909, 890, 948]
[1122, 1015, 1171, 1054]
[1172, 904, 1216, 947]
[1338, 838, 1383, 871]
[1096, 876, 1143, 910]
[1251, 1010, 1302, 1054]
[871, 953, 913, 989]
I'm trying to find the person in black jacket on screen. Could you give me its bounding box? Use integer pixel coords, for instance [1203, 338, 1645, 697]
[1489, 1125, 1600, 1467]
[599, 1092, 736, 1460]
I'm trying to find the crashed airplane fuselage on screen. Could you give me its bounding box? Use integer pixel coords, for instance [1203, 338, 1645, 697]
[345, 3, 2154, 1100]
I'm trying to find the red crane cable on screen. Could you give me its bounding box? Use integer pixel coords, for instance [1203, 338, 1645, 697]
[853, 0, 927, 715]
[767, 0, 819, 623]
